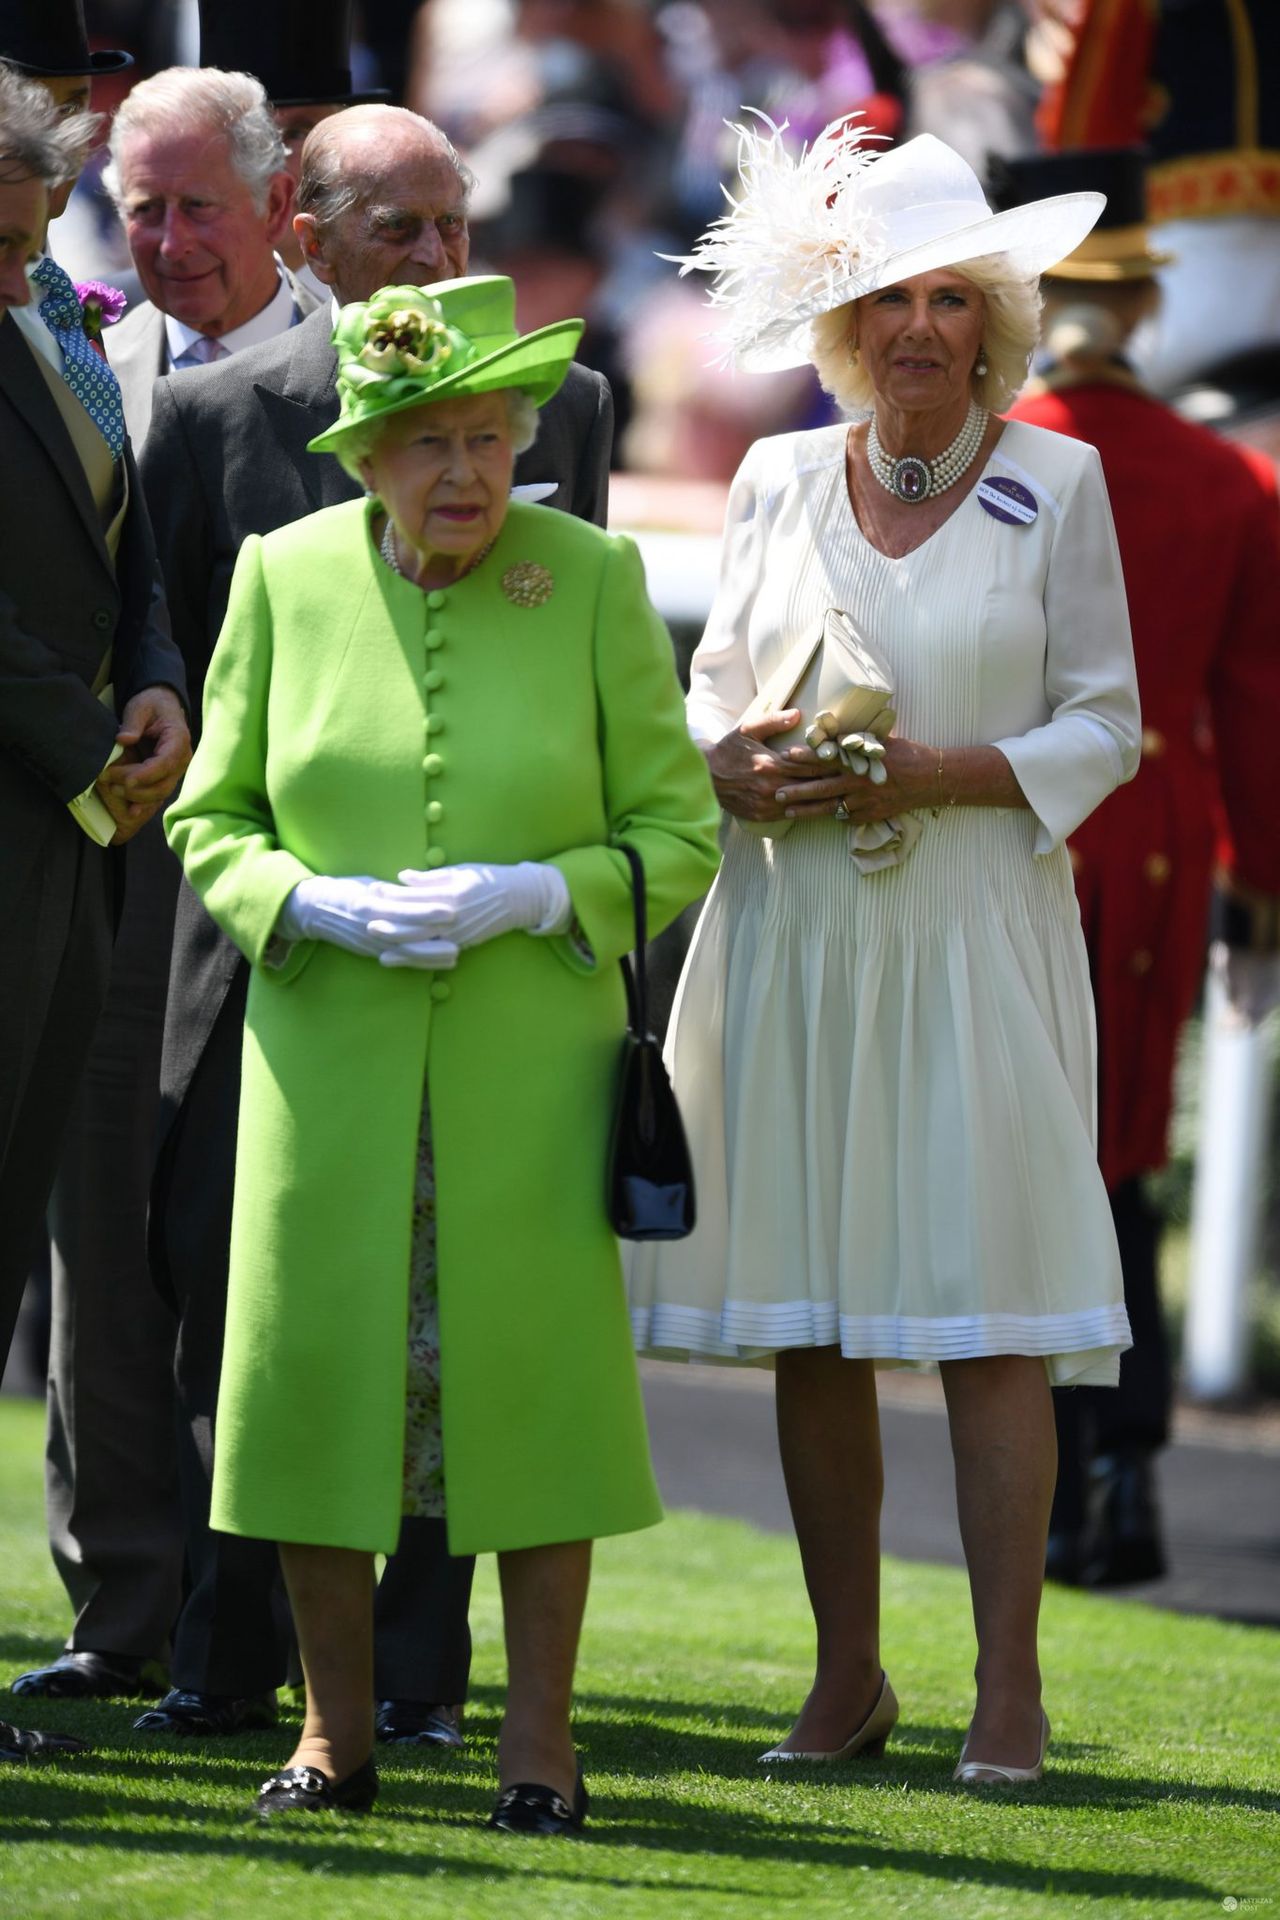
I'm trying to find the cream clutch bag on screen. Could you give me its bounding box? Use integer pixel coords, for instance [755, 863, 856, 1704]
[737, 609, 922, 871]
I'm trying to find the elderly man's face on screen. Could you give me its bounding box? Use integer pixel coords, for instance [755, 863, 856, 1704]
[117, 124, 292, 336]
[302, 137, 470, 305]
[0, 173, 46, 307]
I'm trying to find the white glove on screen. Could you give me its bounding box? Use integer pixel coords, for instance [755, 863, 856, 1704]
[278, 875, 458, 967]
[370, 861, 571, 967]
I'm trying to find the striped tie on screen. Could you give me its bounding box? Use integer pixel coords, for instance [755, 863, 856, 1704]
[29, 254, 126, 459]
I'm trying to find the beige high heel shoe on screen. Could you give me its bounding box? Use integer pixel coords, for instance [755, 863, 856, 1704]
[952, 1710, 1050, 1786]
[758, 1672, 899, 1764]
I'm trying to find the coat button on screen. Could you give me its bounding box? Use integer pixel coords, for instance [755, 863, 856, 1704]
[424, 846, 446, 867]
[92, 608, 111, 631]
[430, 980, 451, 1002]
[423, 753, 443, 777]
[426, 800, 444, 823]
[425, 713, 444, 735]
[426, 591, 447, 610]
[424, 668, 445, 692]
[1140, 728, 1165, 759]
[424, 630, 445, 652]
[1144, 853, 1171, 884]
[1130, 948, 1153, 975]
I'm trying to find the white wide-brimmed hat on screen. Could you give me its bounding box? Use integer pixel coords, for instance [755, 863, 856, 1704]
[674, 117, 1105, 372]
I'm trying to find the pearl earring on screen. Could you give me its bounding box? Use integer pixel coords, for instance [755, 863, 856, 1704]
[975, 347, 988, 377]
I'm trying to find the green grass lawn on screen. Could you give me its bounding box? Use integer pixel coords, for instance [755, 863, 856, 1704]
[1, 1398, 1276, 1920]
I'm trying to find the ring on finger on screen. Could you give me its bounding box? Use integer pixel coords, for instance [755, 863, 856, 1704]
[834, 798, 851, 822]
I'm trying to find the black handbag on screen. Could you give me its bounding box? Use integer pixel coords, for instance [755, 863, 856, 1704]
[607, 844, 696, 1240]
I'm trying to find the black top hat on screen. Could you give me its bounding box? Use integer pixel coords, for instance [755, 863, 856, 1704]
[986, 148, 1174, 282]
[0, 0, 131, 75]
[198, 0, 388, 107]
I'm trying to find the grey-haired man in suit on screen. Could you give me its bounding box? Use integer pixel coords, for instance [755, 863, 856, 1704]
[0, 56, 189, 1751]
[103, 65, 320, 445]
[133, 103, 613, 1742]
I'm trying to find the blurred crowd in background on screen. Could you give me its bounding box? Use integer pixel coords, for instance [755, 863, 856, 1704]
[54, 0, 1280, 522]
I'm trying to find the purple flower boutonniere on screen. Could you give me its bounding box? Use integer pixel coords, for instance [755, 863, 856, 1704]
[76, 280, 127, 342]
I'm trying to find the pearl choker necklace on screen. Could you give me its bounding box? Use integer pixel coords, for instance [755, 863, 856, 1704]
[379, 517, 496, 583]
[866, 400, 988, 505]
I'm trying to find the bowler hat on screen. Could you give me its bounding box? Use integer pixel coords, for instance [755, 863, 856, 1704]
[986, 149, 1174, 282]
[0, 0, 131, 74]
[308, 277, 583, 460]
[198, 0, 388, 107]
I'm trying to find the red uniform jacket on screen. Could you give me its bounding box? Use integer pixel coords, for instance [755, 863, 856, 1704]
[1008, 381, 1280, 1186]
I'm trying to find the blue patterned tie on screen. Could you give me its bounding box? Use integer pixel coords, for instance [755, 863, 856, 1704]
[29, 255, 126, 460]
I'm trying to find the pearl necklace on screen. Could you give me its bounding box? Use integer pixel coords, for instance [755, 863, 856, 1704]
[866, 399, 987, 505]
[379, 517, 496, 583]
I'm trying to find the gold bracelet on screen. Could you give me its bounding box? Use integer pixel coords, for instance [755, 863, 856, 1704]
[933, 749, 945, 817]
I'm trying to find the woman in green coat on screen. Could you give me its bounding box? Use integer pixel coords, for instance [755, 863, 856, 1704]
[165, 277, 720, 1833]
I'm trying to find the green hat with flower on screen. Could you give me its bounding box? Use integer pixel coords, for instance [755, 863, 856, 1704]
[307, 275, 584, 458]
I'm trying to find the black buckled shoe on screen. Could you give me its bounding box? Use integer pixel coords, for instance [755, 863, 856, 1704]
[488, 1771, 588, 1837]
[0, 1718, 89, 1762]
[374, 1700, 464, 1749]
[12, 1651, 165, 1701]
[254, 1755, 379, 1818]
[134, 1689, 278, 1736]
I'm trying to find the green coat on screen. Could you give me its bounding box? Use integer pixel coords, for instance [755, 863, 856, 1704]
[165, 497, 720, 1557]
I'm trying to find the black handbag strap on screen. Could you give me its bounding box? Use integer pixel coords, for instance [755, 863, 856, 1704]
[617, 842, 648, 1039]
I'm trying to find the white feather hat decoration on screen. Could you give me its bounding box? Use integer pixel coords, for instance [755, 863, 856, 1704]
[675, 116, 1106, 373]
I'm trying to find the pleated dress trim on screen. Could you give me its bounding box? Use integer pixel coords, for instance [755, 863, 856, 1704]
[630, 1304, 1131, 1374]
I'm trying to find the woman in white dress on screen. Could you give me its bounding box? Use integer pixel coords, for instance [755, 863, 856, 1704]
[629, 127, 1141, 1784]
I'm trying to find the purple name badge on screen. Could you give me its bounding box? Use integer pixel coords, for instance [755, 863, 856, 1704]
[977, 476, 1038, 526]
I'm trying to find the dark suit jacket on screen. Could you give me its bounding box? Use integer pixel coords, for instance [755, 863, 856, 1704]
[0, 314, 187, 903]
[143, 300, 614, 1144]
[108, 275, 321, 447]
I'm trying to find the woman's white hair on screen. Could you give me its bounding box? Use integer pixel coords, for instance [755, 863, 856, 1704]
[103, 68, 286, 212]
[337, 387, 540, 483]
[809, 256, 1043, 415]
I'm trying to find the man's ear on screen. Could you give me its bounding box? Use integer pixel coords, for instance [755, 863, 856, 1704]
[293, 210, 337, 287]
[262, 170, 296, 251]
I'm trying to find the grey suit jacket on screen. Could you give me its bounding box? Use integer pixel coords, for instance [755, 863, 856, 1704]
[0, 314, 187, 901]
[107, 273, 321, 447]
[142, 299, 614, 1137]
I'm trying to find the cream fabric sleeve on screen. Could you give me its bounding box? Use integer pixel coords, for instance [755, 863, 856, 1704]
[992, 442, 1141, 854]
[684, 447, 769, 746]
[67, 740, 123, 845]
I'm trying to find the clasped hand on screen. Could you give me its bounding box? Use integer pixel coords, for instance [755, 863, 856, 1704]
[709, 710, 936, 824]
[284, 863, 569, 970]
[95, 686, 192, 845]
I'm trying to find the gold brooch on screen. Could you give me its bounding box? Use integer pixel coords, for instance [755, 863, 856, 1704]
[501, 561, 555, 608]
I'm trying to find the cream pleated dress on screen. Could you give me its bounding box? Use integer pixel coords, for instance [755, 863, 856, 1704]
[627, 419, 1141, 1385]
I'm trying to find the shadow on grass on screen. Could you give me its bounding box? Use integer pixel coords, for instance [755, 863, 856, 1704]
[0, 1633, 66, 1665]
[0, 1771, 1228, 1906]
[7, 1687, 1277, 1822]
[472, 1687, 1280, 1816]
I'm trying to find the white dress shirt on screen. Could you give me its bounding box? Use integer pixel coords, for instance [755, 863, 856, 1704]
[164, 261, 297, 368]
